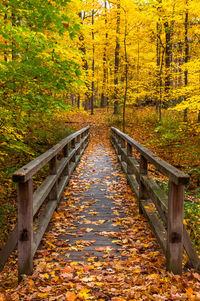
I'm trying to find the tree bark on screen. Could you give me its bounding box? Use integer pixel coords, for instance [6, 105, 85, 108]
[122, 11, 128, 133]
[183, 5, 189, 122]
[113, 0, 120, 115]
[101, 1, 108, 108]
[90, 5, 95, 115]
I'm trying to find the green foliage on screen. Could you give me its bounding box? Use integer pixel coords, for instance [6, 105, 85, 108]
[184, 199, 200, 247]
[154, 115, 181, 144]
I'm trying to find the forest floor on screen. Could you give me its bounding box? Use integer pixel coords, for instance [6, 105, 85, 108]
[0, 108, 200, 300]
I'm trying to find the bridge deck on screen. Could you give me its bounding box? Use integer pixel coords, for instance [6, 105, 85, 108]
[52, 145, 129, 261]
[37, 137, 162, 267]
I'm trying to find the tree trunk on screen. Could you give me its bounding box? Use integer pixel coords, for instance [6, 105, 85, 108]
[77, 95, 80, 109]
[113, 0, 120, 115]
[164, 22, 172, 96]
[183, 6, 189, 122]
[156, 21, 161, 114]
[122, 11, 128, 133]
[90, 7, 95, 115]
[101, 1, 108, 108]
[78, 12, 90, 111]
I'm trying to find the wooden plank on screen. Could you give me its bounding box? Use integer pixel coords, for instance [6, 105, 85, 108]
[141, 175, 168, 224]
[140, 199, 167, 254]
[33, 200, 57, 256]
[121, 161, 127, 174]
[63, 144, 69, 176]
[127, 174, 139, 199]
[0, 224, 18, 272]
[139, 155, 148, 213]
[13, 126, 90, 183]
[33, 175, 57, 216]
[127, 157, 140, 181]
[111, 127, 189, 185]
[166, 181, 184, 275]
[18, 179, 33, 281]
[58, 176, 70, 201]
[183, 225, 200, 272]
[112, 134, 140, 180]
[49, 156, 58, 201]
[127, 142, 133, 174]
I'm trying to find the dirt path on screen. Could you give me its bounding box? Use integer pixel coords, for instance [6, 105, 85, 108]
[1, 115, 200, 300]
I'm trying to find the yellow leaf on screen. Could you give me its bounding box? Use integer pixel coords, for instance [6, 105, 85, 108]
[37, 293, 50, 298]
[44, 273, 49, 279]
[78, 288, 90, 300]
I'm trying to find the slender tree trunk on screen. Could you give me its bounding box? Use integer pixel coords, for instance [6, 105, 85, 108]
[122, 11, 128, 133]
[159, 49, 165, 121]
[198, 111, 200, 123]
[91, 6, 95, 115]
[183, 5, 189, 122]
[156, 21, 161, 113]
[101, 1, 108, 108]
[77, 95, 80, 108]
[113, 0, 120, 115]
[164, 22, 172, 96]
[78, 12, 90, 110]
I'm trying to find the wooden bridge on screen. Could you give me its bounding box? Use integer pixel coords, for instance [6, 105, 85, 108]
[0, 126, 200, 281]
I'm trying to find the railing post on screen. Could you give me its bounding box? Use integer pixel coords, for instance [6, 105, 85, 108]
[63, 144, 69, 176]
[115, 133, 120, 156]
[71, 138, 76, 162]
[49, 156, 57, 201]
[127, 142, 133, 174]
[120, 137, 126, 162]
[139, 154, 148, 213]
[167, 181, 184, 275]
[18, 178, 33, 281]
[77, 134, 81, 155]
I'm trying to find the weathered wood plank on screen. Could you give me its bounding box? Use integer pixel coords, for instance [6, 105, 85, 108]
[33, 200, 57, 256]
[112, 134, 140, 180]
[127, 142, 133, 174]
[140, 199, 167, 254]
[0, 224, 18, 272]
[49, 156, 58, 201]
[141, 175, 168, 224]
[33, 175, 57, 216]
[13, 126, 90, 183]
[166, 181, 184, 275]
[127, 174, 139, 199]
[183, 225, 200, 272]
[111, 128, 189, 185]
[18, 179, 33, 281]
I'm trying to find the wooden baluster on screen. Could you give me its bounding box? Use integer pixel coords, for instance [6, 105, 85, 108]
[80, 132, 83, 151]
[63, 144, 69, 176]
[127, 142, 133, 174]
[18, 179, 33, 281]
[71, 138, 76, 162]
[121, 137, 125, 162]
[167, 181, 184, 275]
[49, 156, 57, 201]
[77, 134, 81, 155]
[139, 154, 148, 213]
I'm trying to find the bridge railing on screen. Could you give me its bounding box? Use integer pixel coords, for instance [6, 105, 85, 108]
[111, 127, 200, 274]
[0, 126, 90, 280]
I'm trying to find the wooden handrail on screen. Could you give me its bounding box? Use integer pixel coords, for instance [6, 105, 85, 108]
[111, 127, 189, 185]
[0, 126, 90, 281]
[111, 127, 200, 275]
[13, 126, 90, 183]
